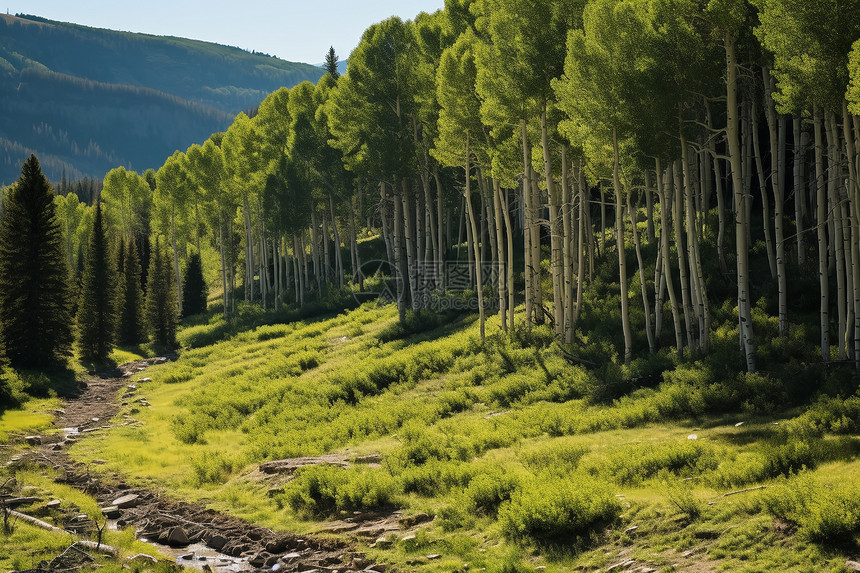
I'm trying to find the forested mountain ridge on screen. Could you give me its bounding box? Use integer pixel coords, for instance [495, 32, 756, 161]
[0, 13, 326, 184]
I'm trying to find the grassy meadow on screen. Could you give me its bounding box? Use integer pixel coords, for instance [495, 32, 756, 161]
[32, 299, 859, 572]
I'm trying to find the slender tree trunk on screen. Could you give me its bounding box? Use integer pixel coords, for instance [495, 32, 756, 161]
[521, 119, 534, 327]
[657, 158, 683, 353]
[673, 160, 696, 351]
[242, 194, 254, 302]
[562, 146, 574, 343]
[493, 176, 507, 331]
[219, 215, 228, 318]
[629, 189, 654, 353]
[329, 194, 344, 288]
[683, 137, 710, 352]
[574, 164, 587, 330]
[794, 116, 808, 265]
[725, 34, 756, 372]
[501, 182, 515, 330]
[706, 100, 729, 276]
[542, 105, 564, 337]
[612, 128, 632, 364]
[814, 109, 830, 360]
[465, 133, 485, 342]
[752, 99, 777, 278]
[827, 113, 847, 359]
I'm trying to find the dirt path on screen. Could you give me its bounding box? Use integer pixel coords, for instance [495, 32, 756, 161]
[8, 359, 385, 573]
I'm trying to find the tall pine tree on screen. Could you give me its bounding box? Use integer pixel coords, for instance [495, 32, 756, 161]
[146, 236, 178, 349]
[0, 155, 73, 368]
[76, 202, 117, 362]
[324, 46, 340, 79]
[181, 252, 207, 318]
[118, 235, 146, 346]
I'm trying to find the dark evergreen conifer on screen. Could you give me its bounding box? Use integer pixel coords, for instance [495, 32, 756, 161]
[181, 252, 207, 317]
[118, 235, 146, 346]
[0, 155, 73, 368]
[146, 236, 178, 349]
[325, 46, 340, 79]
[76, 202, 117, 362]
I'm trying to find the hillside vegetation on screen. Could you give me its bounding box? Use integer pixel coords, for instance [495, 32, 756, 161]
[52, 300, 860, 572]
[0, 13, 325, 184]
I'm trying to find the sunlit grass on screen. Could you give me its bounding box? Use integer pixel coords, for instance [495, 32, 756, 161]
[59, 301, 860, 572]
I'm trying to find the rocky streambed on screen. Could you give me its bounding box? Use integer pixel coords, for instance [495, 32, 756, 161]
[3, 359, 388, 573]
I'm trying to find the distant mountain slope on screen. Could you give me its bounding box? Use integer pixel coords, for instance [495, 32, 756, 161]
[0, 14, 326, 185]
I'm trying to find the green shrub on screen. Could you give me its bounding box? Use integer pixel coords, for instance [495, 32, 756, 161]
[584, 440, 718, 485]
[190, 450, 241, 486]
[498, 474, 620, 545]
[465, 466, 523, 515]
[520, 439, 589, 476]
[399, 459, 474, 496]
[282, 464, 398, 516]
[764, 473, 860, 544]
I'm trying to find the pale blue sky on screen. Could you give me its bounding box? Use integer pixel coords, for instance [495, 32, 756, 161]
[4, 1, 445, 64]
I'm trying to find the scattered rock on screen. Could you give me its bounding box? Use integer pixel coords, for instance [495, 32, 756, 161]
[159, 526, 190, 547]
[624, 525, 639, 535]
[205, 533, 228, 551]
[25, 435, 41, 446]
[372, 537, 392, 549]
[46, 499, 61, 509]
[427, 554, 441, 560]
[399, 512, 432, 528]
[687, 434, 698, 440]
[606, 559, 636, 571]
[365, 565, 387, 572]
[138, 377, 151, 382]
[846, 561, 860, 572]
[101, 505, 121, 519]
[734, 421, 745, 427]
[112, 493, 140, 508]
[127, 554, 158, 564]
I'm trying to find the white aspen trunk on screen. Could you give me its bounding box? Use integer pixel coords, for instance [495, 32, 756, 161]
[393, 189, 406, 323]
[310, 210, 321, 294]
[629, 189, 654, 353]
[242, 193, 254, 302]
[706, 101, 729, 276]
[561, 146, 574, 344]
[612, 128, 633, 364]
[814, 110, 829, 359]
[775, 110, 788, 338]
[673, 159, 696, 351]
[435, 168, 445, 271]
[501, 182, 516, 330]
[170, 208, 183, 313]
[493, 177, 507, 331]
[219, 215, 228, 318]
[521, 119, 534, 327]
[379, 183, 394, 279]
[574, 164, 587, 329]
[322, 212, 331, 289]
[682, 138, 710, 353]
[657, 159, 683, 354]
[827, 113, 847, 359]
[402, 180, 418, 313]
[531, 168, 543, 321]
[793, 117, 808, 265]
[726, 34, 755, 372]
[542, 105, 564, 337]
[751, 99, 777, 278]
[645, 171, 656, 243]
[465, 133, 485, 342]
[329, 194, 344, 288]
[844, 104, 860, 365]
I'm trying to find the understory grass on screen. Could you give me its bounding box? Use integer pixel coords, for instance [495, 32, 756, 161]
[55, 298, 860, 572]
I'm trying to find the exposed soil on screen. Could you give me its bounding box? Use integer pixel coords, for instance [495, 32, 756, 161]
[4, 359, 388, 573]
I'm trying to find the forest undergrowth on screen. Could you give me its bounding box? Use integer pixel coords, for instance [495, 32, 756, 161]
[0, 288, 852, 572]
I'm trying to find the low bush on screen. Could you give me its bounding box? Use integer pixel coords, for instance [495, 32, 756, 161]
[764, 473, 860, 544]
[583, 440, 718, 485]
[520, 439, 589, 476]
[281, 464, 399, 516]
[498, 474, 620, 545]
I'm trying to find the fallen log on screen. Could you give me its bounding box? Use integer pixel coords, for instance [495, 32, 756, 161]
[6, 509, 119, 556]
